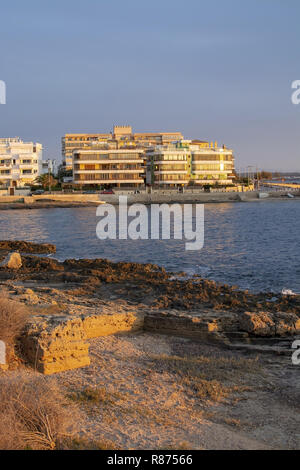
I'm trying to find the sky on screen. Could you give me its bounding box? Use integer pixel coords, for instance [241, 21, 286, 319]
[0, 0, 300, 171]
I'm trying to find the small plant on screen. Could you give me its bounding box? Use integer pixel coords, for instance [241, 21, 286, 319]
[69, 386, 124, 405]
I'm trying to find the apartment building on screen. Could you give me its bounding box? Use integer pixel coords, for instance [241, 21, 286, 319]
[62, 133, 112, 169]
[63, 126, 235, 188]
[73, 147, 144, 188]
[0, 138, 42, 187]
[146, 140, 235, 188]
[62, 125, 184, 169]
[134, 132, 184, 147]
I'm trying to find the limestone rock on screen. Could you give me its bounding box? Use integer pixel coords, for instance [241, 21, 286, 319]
[81, 311, 144, 338]
[0, 240, 56, 254]
[20, 308, 145, 374]
[0, 252, 22, 270]
[22, 315, 90, 375]
[239, 312, 275, 336]
[143, 310, 236, 342]
[273, 312, 300, 336]
[19, 288, 39, 304]
[239, 311, 300, 337]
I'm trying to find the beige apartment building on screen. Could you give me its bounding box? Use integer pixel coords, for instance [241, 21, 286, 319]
[63, 126, 235, 188]
[0, 138, 43, 187]
[62, 125, 184, 169]
[73, 147, 144, 188]
[62, 133, 111, 169]
[146, 140, 235, 187]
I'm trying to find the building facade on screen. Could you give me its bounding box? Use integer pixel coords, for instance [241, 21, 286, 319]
[41, 159, 57, 176]
[62, 125, 184, 169]
[62, 133, 112, 169]
[146, 140, 235, 188]
[73, 147, 144, 188]
[0, 138, 42, 187]
[63, 126, 235, 188]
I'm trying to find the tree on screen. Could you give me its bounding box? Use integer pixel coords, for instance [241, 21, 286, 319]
[33, 174, 58, 189]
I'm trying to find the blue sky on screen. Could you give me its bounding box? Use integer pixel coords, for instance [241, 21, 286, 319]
[0, 0, 300, 170]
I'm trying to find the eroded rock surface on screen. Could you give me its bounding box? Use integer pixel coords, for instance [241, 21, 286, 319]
[21, 309, 145, 374]
[0, 240, 56, 254]
[0, 252, 22, 270]
[239, 311, 300, 336]
[22, 315, 90, 375]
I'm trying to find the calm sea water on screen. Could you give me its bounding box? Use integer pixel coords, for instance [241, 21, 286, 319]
[0, 200, 299, 293]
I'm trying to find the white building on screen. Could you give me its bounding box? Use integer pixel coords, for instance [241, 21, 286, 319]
[0, 138, 43, 187]
[41, 159, 57, 176]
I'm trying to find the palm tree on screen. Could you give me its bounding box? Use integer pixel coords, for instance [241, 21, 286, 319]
[34, 174, 58, 189]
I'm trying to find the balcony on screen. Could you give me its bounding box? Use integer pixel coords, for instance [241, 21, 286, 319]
[74, 179, 144, 184]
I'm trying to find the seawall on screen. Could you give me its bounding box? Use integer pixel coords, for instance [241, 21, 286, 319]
[0, 190, 298, 209]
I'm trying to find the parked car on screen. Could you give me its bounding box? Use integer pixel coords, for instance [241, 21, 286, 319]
[100, 190, 115, 194]
[30, 189, 45, 195]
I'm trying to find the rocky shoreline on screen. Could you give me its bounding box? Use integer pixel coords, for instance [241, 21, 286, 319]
[0, 240, 299, 449]
[0, 239, 299, 373]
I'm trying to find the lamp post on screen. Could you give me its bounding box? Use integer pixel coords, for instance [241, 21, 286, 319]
[48, 160, 51, 194]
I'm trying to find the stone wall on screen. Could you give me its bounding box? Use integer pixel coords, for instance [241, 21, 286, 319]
[20, 308, 300, 375]
[81, 311, 144, 338]
[21, 310, 144, 374]
[22, 315, 90, 375]
[143, 311, 239, 343]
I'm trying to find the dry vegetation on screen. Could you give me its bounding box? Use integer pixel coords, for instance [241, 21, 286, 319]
[0, 372, 79, 450]
[0, 296, 28, 363]
[68, 386, 125, 406]
[148, 353, 260, 401]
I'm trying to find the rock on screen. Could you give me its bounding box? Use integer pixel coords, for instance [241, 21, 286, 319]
[18, 288, 39, 305]
[273, 312, 300, 336]
[20, 309, 145, 374]
[239, 311, 300, 337]
[0, 252, 22, 270]
[80, 311, 144, 338]
[239, 312, 275, 336]
[0, 240, 56, 254]
[143, 310, 237, 342]
[22, 315, 90, 375]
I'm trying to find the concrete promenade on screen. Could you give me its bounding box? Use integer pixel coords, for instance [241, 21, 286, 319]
[0, 189, 299, 208]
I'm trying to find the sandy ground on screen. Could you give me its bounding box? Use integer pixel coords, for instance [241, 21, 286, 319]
[54, 332, 300, 450]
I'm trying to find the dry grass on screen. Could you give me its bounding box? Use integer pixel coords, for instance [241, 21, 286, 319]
[149, 354, 259, 402]
[0, 372, 80, 450]
[68, 387, 126, 407]
[67, 437, 119, 450]
[68, 386, 125, 406]
[0, 296, 28, 362]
